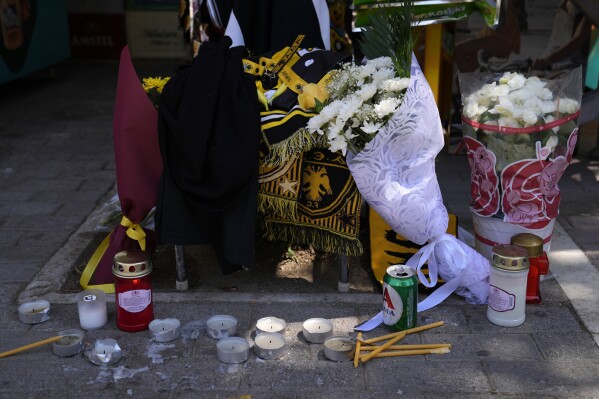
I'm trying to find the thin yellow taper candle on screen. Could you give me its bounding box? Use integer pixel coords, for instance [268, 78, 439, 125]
[353, 332, 362, 368]
[360, 321, 444, 345]
[368, 347, 450, 359]
[360, 343, 451, 351]
[360, 331, 406, 363]
[0, 336, 63, 359]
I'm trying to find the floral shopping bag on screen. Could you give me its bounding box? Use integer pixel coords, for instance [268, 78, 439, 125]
[459, 68, 582, 258]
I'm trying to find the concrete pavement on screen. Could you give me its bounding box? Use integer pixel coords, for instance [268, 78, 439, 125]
[2, 1, 599, 397]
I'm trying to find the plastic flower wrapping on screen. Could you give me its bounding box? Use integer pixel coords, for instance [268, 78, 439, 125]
[459, 69, 582, 257]
[316, 54, 492, 320]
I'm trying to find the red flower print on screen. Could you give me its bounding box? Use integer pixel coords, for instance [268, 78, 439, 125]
[464, 137, 500, 217]
[501, 129, 578, 229]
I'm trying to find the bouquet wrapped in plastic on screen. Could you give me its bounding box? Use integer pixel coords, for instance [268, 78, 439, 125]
[459, 69, 582, 258]
[304, 5, 491, 325]
[347, 55, 491, 317]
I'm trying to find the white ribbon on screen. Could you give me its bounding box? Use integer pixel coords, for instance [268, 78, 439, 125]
[354, 233, 469, 331]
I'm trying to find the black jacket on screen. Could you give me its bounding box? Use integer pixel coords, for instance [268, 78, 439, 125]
[155, 37, 261, 273]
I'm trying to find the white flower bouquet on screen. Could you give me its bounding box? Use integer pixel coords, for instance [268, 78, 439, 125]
[459, 68, 582, 257]
[304, 3, 492, 321]
[307, 56, 410, 155]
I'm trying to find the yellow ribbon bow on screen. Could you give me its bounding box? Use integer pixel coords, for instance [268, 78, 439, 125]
[120, 215, 147, 251]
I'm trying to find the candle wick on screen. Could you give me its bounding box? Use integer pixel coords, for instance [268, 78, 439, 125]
[318, 326, 320, 330]
[221, 322, 224, 327]
[269, 340, 272, 344]
[103, 350, 106, 354]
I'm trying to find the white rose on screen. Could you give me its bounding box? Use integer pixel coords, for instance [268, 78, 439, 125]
[464, 102, 480, 119]
[499, 72, 516, 84]
[522, 110, 538, 125]
[508, 88, 534, 104]
[524, 76, 546, 90]
[507, 73, 526, 90]
[558, 98, 580, 114]
[492, 84, 510, 98]
[478, 83, 496, 99]
[498, 117, 520, 128]
[538, 87, 553, 100]
[492, 98, 516, 116]
[541, 100, 557, 114]
[524, 97, 543, 115]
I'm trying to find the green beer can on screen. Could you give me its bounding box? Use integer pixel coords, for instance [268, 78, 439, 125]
[382, 265, 418, 331]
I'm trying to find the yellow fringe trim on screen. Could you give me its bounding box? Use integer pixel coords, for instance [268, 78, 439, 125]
[262, 221, 363, 257]
[257, 193, 297, 219]
[262, 128, 322, 166]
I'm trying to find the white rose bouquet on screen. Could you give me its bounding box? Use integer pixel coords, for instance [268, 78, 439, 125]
[459, 68, 582, 258]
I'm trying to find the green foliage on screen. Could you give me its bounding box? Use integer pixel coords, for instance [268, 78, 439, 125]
[358, 0, 417, 78]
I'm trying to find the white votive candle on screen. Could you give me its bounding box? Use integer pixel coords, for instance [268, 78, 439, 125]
[324, 336, 355, 361]
[216, 337, 250, 364]
[206, 315, 238, 339]
[254, 332, 286, 360]
[18, 300, 51, 324]
[302, 318, 333, 343]
[52, 329, 85, 357]
[88, 338, 122, 366]
[255, 317, 286, 335]
[149, 318, 181, 342]
[77, 290, 108, 330]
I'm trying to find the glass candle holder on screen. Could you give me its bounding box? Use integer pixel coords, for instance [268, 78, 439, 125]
[77, 290, 108, 330]
[487, 245, 530, 327]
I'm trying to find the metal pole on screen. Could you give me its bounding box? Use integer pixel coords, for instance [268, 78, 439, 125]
[174, 245, 188, 291]
[338, 253, 350, 292]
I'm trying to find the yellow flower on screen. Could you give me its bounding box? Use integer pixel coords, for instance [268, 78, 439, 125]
[298, 83, 329, 111]
[142, 76, 171, 93]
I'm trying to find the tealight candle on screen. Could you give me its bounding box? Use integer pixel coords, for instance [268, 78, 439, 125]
[77, 290, 107, 330]
[149, 318, 181, 342]
[216, 337, 250, 364]
[254, 332, 286, 360]
[302, 318, 333, 343]
[255, 317, 286, 335]
[206, 315, 238, 340]
[18, 300, 51, 324]
[52, 329, 84, 357]
[323, 336, 355, 362]
[88, 338, 122, 366]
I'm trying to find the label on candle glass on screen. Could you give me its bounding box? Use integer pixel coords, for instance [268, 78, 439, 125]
[118, 289, 151, 313]
[488, 285, 515, 312]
